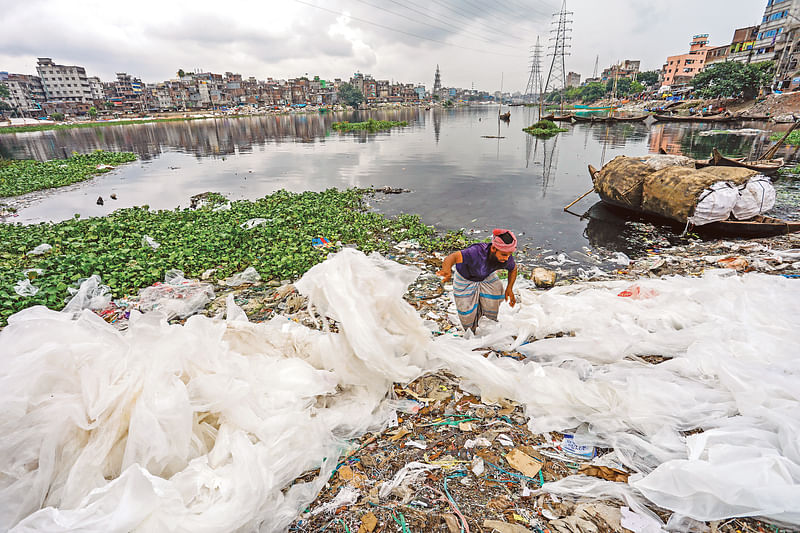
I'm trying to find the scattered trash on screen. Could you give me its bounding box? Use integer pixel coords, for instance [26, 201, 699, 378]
[141, 235, 160, 249]
[224, 266, 262, 286]
[240, 218, 268, 229]
[617, 285, 659, 300]
[717, 257, 748, 271]
[137, 270, 215, 319]
[27, 243, 52, 256]
[110, 193, 117, 200]
[96, 196, 104, 206]
[312, 236, 333, 248]
[95, 164, 115, 170]
[13, 279, 39, 297]
[558, 435, 596, 460]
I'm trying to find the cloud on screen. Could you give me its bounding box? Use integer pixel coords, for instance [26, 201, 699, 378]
[0, 0, 770, 92]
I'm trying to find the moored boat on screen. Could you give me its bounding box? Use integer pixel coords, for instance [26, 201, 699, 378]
[652, 114, 737, 123]
[711, 148, 784, 175]
[587, 164, 799, 237]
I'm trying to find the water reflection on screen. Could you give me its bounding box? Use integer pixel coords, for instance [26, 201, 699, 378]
[2, 108, 797, 258]
[1, 108, 425, 161]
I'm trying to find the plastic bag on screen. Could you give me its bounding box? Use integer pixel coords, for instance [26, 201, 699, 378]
[688, 181, 739, 226]
[62, 275, 112, 315]
[240, 218, 268, 230]
[13, 279, 39, 297]
[224, 266, 261, 286]
[28, 243, 52, 255]
[732, 175, 776, 220]
[141, 235, 160, 249]
[136, 270, 215, 319]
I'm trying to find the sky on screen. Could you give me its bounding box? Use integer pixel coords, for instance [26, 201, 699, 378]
[0, 0, 766, 93]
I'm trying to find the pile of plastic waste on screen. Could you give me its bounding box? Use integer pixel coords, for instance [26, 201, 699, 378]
[1, 249, 799, 532]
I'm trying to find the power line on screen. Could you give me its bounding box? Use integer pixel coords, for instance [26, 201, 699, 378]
[443, 0, 553, 35]
[294, 0, 524, 58]
[542, 0, 573, 112]
[389, 0, 529, 45]
[352, 0, 520, 49]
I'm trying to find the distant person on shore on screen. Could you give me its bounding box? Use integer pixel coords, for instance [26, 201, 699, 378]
[437, 229, 518, 332]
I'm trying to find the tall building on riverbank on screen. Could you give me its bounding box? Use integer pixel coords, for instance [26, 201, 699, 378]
[661, 34, 710, 88]
[753, 0, 800, 88]
[35, 58, 93, 103]
[432, 65, 441, 96]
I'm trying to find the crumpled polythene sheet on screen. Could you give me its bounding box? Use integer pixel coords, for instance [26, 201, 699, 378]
[1, 249, 800, 531]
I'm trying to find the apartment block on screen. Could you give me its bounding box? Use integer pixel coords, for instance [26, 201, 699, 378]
[35, 57, 93, 102]
[661, 35, 710, 87]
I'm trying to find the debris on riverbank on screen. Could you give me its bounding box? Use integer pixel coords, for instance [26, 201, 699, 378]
[0, 150, 136, 197]
[0, 188, 471, 326]
[3, 247, 799, 533]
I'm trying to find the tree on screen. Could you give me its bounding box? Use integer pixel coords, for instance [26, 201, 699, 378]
[0, 83, 9, 99]
[337, 83, 364, 108]
[629, 81, 645, 95]
[581, 82, 606, 103]
[88, 106, 97, 119]
[693, 61, 775, 100]
[177, 69, 185, 78]
[606, 77, 633, 96]
[50, 112, 65, 121]
[637, 70, 661, 88]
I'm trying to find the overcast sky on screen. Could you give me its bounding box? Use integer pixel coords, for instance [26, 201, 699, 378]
[1, 0, 765, 92]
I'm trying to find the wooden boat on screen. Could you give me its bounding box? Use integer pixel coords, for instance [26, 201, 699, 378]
[499, 111, 511, 121]
[710, 148, 783, 175]
[606, 115, 649, 122]
[587, 164, 800, 237]
[572, 115, 595, 123]
[652, 114, 737, 123]
[574, 104, 617, 111]
[541, 114, 555, 121]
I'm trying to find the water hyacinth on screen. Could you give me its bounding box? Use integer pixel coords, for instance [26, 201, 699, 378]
[0, 188, 472, 325]
[0, 150, 137, 197]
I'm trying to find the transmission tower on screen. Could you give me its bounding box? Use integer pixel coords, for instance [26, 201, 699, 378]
[542, 0, 573, 112]
[433, 65, 441, 96]
[592, 55, 599, 79]
[524, 36, 543, 105]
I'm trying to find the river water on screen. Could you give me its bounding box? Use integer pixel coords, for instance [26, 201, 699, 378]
[2, 107, 798, 260]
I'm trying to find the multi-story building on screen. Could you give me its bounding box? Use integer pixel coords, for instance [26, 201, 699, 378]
[1, 73, 46, 113]
[661, 35, 710, 87]
[566, 71, 581, 87]
[601, 60, 640, 82]
[35, 57, 93, 102]
[728, 26, 759, 63]
[753, 0, 800, 88]
[752, 0, 799, 63]
[704, 44, 730, 65]
[87, 76, 104, 101]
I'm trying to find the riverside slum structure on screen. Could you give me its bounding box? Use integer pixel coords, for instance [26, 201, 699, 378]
[1, 244, 799, 533]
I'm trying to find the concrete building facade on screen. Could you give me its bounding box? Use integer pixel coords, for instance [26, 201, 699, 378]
[661, 35, 710, 87]
[35, 57, 93, 102]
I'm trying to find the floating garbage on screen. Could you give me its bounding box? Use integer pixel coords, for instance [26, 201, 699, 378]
[224, 266, 262, 286]
[27, 243, 51, 256]
[13, 279, 39, 297]
[141, 235, 160, 249]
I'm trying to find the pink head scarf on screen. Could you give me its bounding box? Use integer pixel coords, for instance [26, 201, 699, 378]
[492, 228, 517, 253]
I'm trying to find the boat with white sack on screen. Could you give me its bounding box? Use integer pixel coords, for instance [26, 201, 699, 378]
[587, 155, 800, 238]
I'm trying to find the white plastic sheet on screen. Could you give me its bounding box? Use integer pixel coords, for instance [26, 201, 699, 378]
[2, 249, 800, 530]
[688, 181, 740, 226]
[732, 176, 776, 220]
